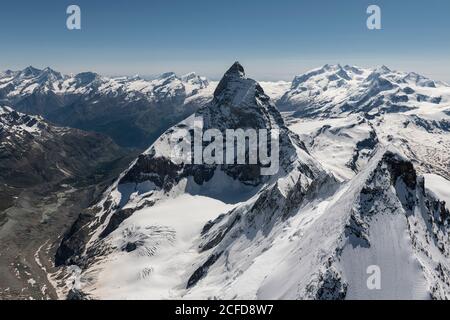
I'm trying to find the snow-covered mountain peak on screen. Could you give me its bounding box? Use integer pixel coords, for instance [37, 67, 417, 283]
[5, 65, 64, 84]
[212, 61, 247, 97]
[18, 66, 42, 79]
[130, 62, 299, 186]
[1, 69, 15, 77]
[41, 66, 63, 76]
[181, 72, 199, 82]
[226, 61, 246, 77]
[181, 72, 209, 89]
[402, 71, 437, 88]
[291, 63, 355, 89]
[279, 64, 450, 118]
[374, 65, 392, 74]
[35, 67, 65, 85]
[157, 72, 177, 80]
[208, 62, 278, 129]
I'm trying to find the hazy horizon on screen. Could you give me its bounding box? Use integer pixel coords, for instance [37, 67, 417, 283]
[1, 0, 449, 82]
[3, 60, 450, 84]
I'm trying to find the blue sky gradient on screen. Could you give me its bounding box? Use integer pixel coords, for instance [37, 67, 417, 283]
[0, 0, 449, 81]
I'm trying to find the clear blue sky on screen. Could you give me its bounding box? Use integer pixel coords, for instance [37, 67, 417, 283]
[0, 0, 449, 81]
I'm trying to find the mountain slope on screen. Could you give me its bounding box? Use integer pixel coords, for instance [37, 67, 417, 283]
[0, 106, 129, 188]
[0, 106, 134, 299]
[183, 147, 450, 299]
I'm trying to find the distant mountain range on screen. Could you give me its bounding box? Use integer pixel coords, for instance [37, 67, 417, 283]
[0, 67, 215, 148]
[277, 64, 448, 116]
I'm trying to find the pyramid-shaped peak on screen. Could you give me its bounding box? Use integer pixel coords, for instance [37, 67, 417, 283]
[42, 66, 60, 74]
[20, 66, 42, 77]
[213, 62, 247, 98]
[374, 65, 392, 74]
[225, 61, 245, 77]
[40, 67, 63, 79]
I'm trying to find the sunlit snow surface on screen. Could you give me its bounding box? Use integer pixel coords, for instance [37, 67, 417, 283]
[84, 194, 236, 300]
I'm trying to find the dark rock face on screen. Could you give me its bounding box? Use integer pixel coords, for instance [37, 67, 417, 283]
[383, 151, 417, 190]
[200, 213, 241, 252]
[407, 115, 450, 133]
[213, 62, 245, 97]
[124, 242, 137, 253]
[120, 154, 184, 188]
[99, 208, 135, 239]
[424, 191, 450, 258]
[344, 213, 370, 248]
[187, 252, 223, 289]
[314, 269, 348, 300]
[55, 211, 94, 267]
[202, 62, 285, 132]
[66, 289, 89, 300]
[355, 150, 418, 222]
[348, 129, 379, 172]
